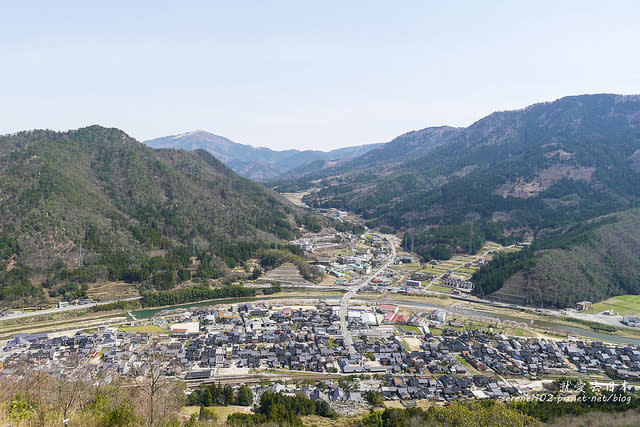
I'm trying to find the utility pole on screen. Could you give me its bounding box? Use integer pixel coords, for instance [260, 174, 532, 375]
[78, 244, 83, 268]
[469, 218, 474, 254]
[275, 230, 278, 251]
[411, 234, 414, 254]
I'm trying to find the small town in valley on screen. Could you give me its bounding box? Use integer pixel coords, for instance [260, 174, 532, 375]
[3, 208, 640, 424]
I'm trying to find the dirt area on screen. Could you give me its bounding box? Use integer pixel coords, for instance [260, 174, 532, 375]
[318, 274, 338, 287]
[493, 165, 595, 199]
[403, 337, 422, 351]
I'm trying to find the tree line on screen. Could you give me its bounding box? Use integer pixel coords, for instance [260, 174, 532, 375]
[226, 391, 336, 426]
[140, 285, 256, 307]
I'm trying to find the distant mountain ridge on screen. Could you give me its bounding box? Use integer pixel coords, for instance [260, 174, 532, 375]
[144, 130, 382, 180]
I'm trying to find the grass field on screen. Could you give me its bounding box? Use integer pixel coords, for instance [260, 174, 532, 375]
[585, 295, 640, 316]
[500, 247, 521, 253]
[507, 327, 535, 337]
[428, 285, 453, 294]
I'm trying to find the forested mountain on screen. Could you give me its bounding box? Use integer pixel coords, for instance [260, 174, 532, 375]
[473, 208, 640, 307]
[0, 126, 309, 306]
[276, 94, 640, 306]
[144, 130, 382, 181]
[289, 94, 640, 252]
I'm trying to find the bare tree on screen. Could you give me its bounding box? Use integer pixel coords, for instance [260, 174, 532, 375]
[134, 351, 183, 426]
[53, 360, 90, 426]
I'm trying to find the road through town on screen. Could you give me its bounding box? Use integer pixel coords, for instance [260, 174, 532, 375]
[340, 235, 397, 355]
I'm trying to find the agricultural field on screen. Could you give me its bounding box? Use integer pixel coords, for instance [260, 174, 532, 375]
[416, 242, 520, 280]
[280, 191, 310, 207]
[427, 284, 454, 294]
[585, 295, 640, 316]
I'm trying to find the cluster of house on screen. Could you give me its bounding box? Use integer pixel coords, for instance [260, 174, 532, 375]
[291, 233, 345, 253]
[560, 340, 640, 380]
[330, 251, 374, 276]
[0, 302, 439, 380]
[1, 328, 152, 379]
[251, 372, 519, 409]
[379, 374, 518, 401]
[5, 300, 640, 407]
[318, 248, 393, 280]
[440, 275, 473, 291]
[622, 316, 640, 328]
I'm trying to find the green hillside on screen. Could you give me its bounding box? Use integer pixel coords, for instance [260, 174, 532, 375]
[272, 94, 640, 307]
[0, 126, 309, 306]
[289, 94, 640, 260]
[472, 209, 640, 307]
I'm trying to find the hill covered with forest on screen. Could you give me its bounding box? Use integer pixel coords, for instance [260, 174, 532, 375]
[279, 94, 640, 257]
[472, 208, 640, 307]
[273, 94, 640, 306]
[0, 126, 316, 306]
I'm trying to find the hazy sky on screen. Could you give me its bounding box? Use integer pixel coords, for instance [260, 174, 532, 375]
[2, 1, 640, 150]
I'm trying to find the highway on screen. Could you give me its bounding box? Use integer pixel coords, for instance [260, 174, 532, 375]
[340, 234, 397, 355]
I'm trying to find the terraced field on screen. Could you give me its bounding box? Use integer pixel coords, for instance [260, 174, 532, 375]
[419, 243, 515, 281]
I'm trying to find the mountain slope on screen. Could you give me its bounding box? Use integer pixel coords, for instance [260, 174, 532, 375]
[271, 126, 458, 183]
[0, 126, 303, 305]
[295, 94, 640, 253]
[276, 94, 640, 306]
[144, 131, 382, 180]
[473, 209, 640, 307]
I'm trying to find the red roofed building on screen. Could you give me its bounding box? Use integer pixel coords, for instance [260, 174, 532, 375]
[378, 304, 399, 315]
[382, 311, 395, 324]
[392, 314, 409, 324]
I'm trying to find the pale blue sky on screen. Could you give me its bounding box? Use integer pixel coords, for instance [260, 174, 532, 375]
[2, 1, 639, 150]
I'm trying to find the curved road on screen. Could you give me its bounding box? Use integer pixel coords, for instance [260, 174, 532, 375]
[340, 235, 396, 355]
